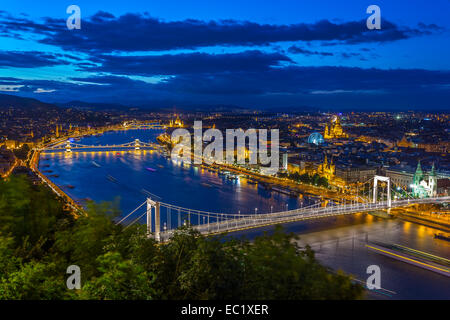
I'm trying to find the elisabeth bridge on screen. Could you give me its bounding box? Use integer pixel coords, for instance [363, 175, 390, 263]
[115, 175, 449, 242]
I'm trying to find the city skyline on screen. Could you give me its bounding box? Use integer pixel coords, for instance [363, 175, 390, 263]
[0, 0, 449, 110]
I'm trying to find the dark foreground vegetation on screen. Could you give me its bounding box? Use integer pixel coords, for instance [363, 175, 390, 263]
[0, 175, 364, 299]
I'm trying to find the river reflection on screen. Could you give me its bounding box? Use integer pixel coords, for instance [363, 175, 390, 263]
[226, 212, 450, 299]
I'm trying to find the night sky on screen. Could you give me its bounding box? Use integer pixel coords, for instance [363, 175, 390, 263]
[1, 0, 449, 110]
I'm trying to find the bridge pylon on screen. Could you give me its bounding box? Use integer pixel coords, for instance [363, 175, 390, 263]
[373, 175, 391, 208]
[134, 139, 141, 150]
[65, 141, 72, 153]
[146, 198, 161, 242]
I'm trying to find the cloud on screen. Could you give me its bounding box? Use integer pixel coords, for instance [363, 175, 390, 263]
[288, 46, 334, 56]
[0, 51, 70, 68]
[3, 66, 449, 110]
[79, 50, 293, 76]
[417, 22, 445, 32]
[0, 85, 23, 92]
[152, 66, 450, 96]
[4, 66, 449, 98]
[0, 11, 442, 53]
[34, 88, 56, 93]
[340, 52, 362, 59]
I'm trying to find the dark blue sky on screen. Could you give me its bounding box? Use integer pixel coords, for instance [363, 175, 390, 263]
[1, 0, 449, 110]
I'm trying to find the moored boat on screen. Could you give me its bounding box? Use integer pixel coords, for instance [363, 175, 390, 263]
[435, 233, 450, 242]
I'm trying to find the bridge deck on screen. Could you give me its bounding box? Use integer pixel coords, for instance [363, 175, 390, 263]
[157, 197, 450, 242]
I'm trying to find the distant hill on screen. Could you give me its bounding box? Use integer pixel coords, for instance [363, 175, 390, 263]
[58, 100, 129, 111]
[0, 93, 328, 114]
[0, 93, 60, 111]
[0, 94, 251, 113]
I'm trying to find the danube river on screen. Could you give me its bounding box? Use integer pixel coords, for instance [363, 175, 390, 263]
[39, 129, 313, 220]
[39, 129, 450, 299]
[228, 213, 450, 299]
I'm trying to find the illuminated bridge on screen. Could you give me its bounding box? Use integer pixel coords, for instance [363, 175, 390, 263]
[117, 176, 450, 242]
[123, 122, 166, 129]
[41, 139, 160, 152]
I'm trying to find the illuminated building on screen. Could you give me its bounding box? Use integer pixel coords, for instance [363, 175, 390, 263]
[282, 153, 288, 171]
[169, 115, 184, 127]
[397, 135, 415, 148]
[385, 167, 414, 189]
[411, 161, 437, 197]
[324, 115, 348, 139]
[317, 155, 335, 181]
[308, 132, 325, 145]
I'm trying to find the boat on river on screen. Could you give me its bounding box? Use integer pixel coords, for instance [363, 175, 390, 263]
[106, 175, 118, 182]
[201, 182, 213, 188]
[435, 233, 450, 242]
[92, 161, 101, 168]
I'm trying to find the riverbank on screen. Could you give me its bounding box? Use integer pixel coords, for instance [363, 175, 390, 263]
[30, 148, 83, 215]
[394, 211, 450, 233]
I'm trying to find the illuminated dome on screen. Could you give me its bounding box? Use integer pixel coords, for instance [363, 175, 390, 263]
[308, 132, 324, 145]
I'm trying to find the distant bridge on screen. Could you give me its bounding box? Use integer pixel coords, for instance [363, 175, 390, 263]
[41, 139, 160, 152]
[123, 122, 166, 129]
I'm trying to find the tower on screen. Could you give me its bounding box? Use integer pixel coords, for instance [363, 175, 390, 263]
[428, 163, 437, 197]
[413, 160, 424, 186]
[329, 156, 335, 175]
[412, 160, 428, 197]
[282, 153, 288, 171]
[324, 124, 329, 139]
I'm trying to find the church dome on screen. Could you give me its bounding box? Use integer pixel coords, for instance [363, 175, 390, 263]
[308, 132, 325, 145]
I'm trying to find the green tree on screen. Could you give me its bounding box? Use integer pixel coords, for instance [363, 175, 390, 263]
[299, 173, 312, 184]
[80, 251, 156, 300]
[317, 176, 329, 188]
[13, 144, 30, 160]
[0, 259, 71, 300]
[238, 226, 363, 299]
[0, 175, 68, 259]
[0, 174, 364, 300]
[54, 200, 123, 279]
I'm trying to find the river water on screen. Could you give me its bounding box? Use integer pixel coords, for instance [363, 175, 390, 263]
[39, 129, 312, 221]
[227, 213, 450, 299]
[39, 129, 450, 299]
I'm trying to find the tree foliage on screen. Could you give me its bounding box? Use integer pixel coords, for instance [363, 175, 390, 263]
[13, 144, 30, 160]
[0, 175, 364, 300]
